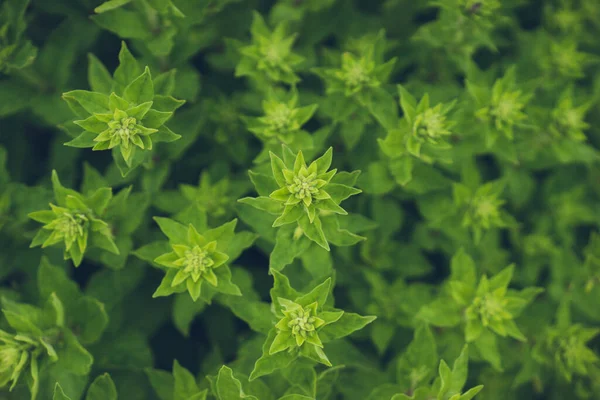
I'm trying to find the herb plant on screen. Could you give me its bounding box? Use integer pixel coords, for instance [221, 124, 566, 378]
[1, 1, 599, 400]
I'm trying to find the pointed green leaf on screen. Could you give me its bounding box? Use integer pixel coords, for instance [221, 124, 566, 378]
[298, 215, 329, 251]
[88, 53, 113, 93]
[94, 0, 133, 13]
[216, 366, 259, 399]
[145, 368, 174, 400]
[250, 329, 296, 381]
[63, 90, 109, 114]
[53, 383, 72, 400]
[113, 41, 143, 89]
[56, 329, 94, 375]
[270, 269, 301, 309]
[295, 278, 331, 308]
[173, 360, 200, 400]
[86, 374, 117, 400]
[124, 66, 154, 104]
[319, 312, 376, 343]
[397, 324, 438, 390]
[154, 217, 188, 244]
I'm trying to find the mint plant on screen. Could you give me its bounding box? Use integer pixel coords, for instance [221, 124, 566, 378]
[379, 85, 456, 185]
[453, 180, 511, 243]
[468, 67, 533, 147]
[536, 323, 600, 383]
[240, 146, 362, 251]
[515, 300, 600, 396]
[548, 86, 592, 145]
[1, 1, 600, 399]
[315, 31, 396, 98]
[243, 88, 318, 160]
[250, 270, 375, 379]
[62, 42, 184, 176]
[0, 301, 60, 400]
[235, 12, 304, 86]
[28, 171, 119, 267]
[0, 258, 102, 400]
[135, 217, 255, 302]
[419, 250, 543, 370]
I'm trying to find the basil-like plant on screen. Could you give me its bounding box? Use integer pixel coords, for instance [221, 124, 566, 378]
[1, 1, 599, 399]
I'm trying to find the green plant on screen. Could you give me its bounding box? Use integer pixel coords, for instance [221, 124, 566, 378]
[62, 42, 184, 176]
[28, 171, 119, 267]
[1, 1, 600, 400]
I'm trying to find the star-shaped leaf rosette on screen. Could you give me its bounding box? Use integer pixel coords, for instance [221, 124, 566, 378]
[27, 171, 119, 267]
[0, 294, 92, 400]
[242, 88, 318, 163]
[313, 30, 396, 99]
[234, 12, 305, 86]
[250, 270, 375, 380]
[61, 42, 185, 177]
[239, 146, 364, 252]
[379, 85, 457, 186]
[140, 216, 256, 302]
[418, 249, 543, 371]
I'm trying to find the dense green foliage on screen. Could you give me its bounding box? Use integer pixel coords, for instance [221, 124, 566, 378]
[1, 0, 600, 399]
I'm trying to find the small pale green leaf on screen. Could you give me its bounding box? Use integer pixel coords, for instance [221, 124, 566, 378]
[62, 90, 109, 114]
[88, 53, 113, 93]
[94, 0, 133, 13]
[86, 374, 117, 400]
[154, 217, 188, 244]
[146, 368, 174, 400]
[56, 329, 94, 376]
[53, 383, 72, 400]
[295, 278, 331, 308]
[124, 66, 154, 104]
[173, 360, 200, 400]
[319, 312, 376, 343]
[397, 324, 438, 390]
[250, 329, 296, 381]
[216, 366, 259, 399]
